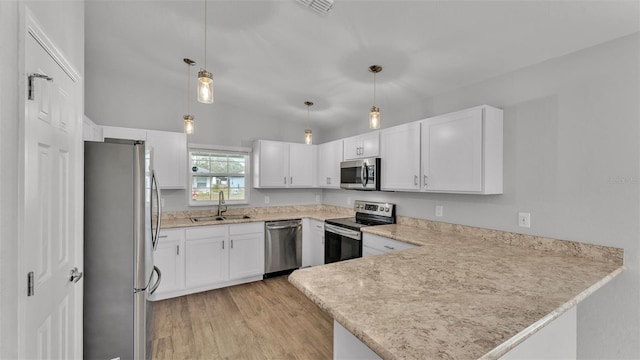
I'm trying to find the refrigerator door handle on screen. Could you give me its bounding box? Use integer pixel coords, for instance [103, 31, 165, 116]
[152, 170, 162, 250]
[149, 266, 161, 295]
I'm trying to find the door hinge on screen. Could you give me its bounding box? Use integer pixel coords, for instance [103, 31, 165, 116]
[28, 73, 53, 101]
[27, 271, 34, 296]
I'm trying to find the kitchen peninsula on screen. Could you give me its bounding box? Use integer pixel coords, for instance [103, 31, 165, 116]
[289, 222, 623, 359]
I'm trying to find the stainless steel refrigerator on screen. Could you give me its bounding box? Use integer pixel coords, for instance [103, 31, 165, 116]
[84, 139, 162, 360]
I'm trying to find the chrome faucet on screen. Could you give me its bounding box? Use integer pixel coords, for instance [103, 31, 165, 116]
[217, 190, 227, 216]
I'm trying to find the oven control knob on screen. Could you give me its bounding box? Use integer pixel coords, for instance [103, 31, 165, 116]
[385, 207, 390, 212]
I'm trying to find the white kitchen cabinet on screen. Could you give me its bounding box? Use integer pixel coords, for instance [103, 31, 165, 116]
[253, 140, 315, 188]
[146, 130, 187, 189]
[229, 222, 265, 280]
[185, 226, 229, 288]
[153, 228, 185, 296]
[380, 122, 422, 191]
[289, 143, 315, 187]
[421, 105, 503, 194]
[343, 131, 380, 160]
[100, 126, 187, 189]
[362, 233, 416, 257]
[302, 219, 325, 267]
[317, 140, 343, 188]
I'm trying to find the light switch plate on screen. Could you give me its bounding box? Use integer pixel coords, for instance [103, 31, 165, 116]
[435, 205, 443, 217]
[315, 195, 321, 202]
[264, 195, 270, 204]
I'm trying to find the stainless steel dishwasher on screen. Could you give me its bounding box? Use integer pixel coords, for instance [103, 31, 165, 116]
[264, 219, 302, 277]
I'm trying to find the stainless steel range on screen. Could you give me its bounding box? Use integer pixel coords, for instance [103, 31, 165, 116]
[324, 200, 396, 264]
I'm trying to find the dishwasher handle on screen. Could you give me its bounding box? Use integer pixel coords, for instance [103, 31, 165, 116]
[266, 224, 301, 230]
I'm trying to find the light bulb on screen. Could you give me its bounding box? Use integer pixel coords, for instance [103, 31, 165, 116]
[369, 106, 380, 129]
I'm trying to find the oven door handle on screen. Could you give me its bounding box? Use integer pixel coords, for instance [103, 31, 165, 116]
[325, 223, 361, 240]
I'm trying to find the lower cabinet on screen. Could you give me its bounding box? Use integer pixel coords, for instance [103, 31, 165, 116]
[362, 233, 417, 257]
[153, 228, 185, 294]
[302, 219, 325, 267]
[152, 222, 265, 300]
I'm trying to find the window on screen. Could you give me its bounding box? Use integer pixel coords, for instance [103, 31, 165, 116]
[189, 147, 250, 206]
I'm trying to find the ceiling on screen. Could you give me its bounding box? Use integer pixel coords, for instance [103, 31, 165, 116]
[85, 0, 640, 132]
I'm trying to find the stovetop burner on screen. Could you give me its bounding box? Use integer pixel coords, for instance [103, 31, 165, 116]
[325, 200, 396, 231]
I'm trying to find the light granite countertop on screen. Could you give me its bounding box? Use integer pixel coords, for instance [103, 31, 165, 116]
[288, 224, 624, 360]
[160, 205, 353, 229]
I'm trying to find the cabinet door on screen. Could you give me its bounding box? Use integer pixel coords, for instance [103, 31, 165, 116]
[256, 140, 289, 187]
[289, 143, 314, 187]
[317, 140, 342, 188]
[185, 228, 228, 287]
[421, 108, 483, 192]
[342, 136, 361, 160]
[360, 131, 380, 158]
[310, 220, 325, 266]
[229, 232, 265, 280]
[153, 229, 185, 294]
[146, 130, 187, 189]
[381, 122, 421, 191]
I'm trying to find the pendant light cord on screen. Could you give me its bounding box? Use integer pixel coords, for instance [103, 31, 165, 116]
[187, 63, 190, 113]
[204, 0, 207, 70]
[373, 71, 377, 107]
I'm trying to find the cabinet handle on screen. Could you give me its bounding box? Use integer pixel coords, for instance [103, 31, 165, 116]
[424, 175, 428, 187]
[284, 176, 286, 184]
[414, 175, 418, 186]
[222, 240, 225, 250]
[327, 177, 330, 185]
[231, 239, 234, 249]
[176, 245, 179, 255]
[290, 176, 293, 185]
[384, 245, 395, 250]
[322, 236, 324, 245]
[158, 235, 168, 238]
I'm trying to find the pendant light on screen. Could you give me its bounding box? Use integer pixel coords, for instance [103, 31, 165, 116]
[304, 101, 313, 145]
[368, 65, 382, 129]
[183, 58, 196, 134]
[197, 0, 214, 104]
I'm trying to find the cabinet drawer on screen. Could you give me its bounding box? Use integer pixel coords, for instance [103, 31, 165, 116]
[186, 225, 228, 240]
[363, 233, 416, 253]
[157, 228, 184, 244]
[229, 222, 264, 235]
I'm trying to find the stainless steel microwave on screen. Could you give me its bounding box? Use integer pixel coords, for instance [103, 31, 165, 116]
[340, 157, 380, 191]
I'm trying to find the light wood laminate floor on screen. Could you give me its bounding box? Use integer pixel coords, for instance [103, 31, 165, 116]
[152, 276, 333, 359]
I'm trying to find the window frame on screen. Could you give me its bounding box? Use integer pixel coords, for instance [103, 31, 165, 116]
[188, 144, 251, 206]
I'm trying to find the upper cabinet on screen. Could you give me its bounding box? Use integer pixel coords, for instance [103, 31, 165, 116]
[317, 139, 343, 189]
[101, 126, 187, 189]
[146, 130, 187, 189]
[420, 105, 503, 194]
[380, 122, 422, 191]
[343, 131, 379, 160]
[253, 140, 315, 188]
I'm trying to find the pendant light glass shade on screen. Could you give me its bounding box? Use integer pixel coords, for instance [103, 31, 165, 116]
[368, 65, 382, 129]
[198, 70, 213, 103]
[304, 129, 313, 145]
[304, 101, 314, 145]
[184, 115, 195, 134]
[369, 106, 380, 129]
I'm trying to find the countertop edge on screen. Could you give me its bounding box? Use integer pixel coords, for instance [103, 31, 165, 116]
[480, 265, 625, 360]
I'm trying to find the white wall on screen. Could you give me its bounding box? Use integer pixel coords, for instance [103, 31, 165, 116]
[325, 33, 640, 358]
[0, 2, 84, 358]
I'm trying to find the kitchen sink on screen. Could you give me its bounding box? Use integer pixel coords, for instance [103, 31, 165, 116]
[190, 214, 251, 223]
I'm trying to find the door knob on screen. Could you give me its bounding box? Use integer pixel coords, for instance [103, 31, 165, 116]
[69, 267, 83, 283]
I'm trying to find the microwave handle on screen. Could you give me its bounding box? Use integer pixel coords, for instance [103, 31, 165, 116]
[361, 162, 368, 188]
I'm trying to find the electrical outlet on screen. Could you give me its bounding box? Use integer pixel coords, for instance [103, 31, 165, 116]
[435, 205, 443, 217]
[161, 198, 165, 208]
[347, 196, 352, 205]
[518, 212, 530, 228]
[264, 195, 270, 204]
[315, 195, 321, 202]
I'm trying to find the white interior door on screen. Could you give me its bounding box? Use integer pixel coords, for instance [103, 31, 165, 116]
[19, 16, 83, 359]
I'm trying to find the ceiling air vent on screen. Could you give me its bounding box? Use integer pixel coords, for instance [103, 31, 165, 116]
[296, 0, 334, 14]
